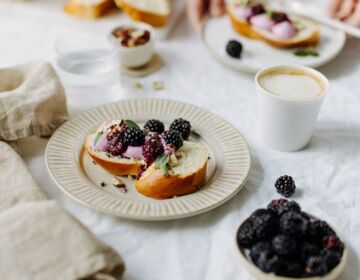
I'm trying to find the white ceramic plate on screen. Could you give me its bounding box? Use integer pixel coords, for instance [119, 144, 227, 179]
[201, 16, 346, 74]
[46, 99, 251, 221]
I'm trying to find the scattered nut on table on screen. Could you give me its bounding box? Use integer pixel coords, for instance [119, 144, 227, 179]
[133, 82, 142, 89]
[153, 81, 164, 90]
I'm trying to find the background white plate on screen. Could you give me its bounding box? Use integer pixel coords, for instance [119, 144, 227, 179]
[201, 16, 346, 74]
[46, 99, 251, 221]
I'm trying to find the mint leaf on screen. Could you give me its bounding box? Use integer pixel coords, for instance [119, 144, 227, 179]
[160, 163, 169, 177]
[94, 131, 103, 145]
[266, 10, 275, 19]
[155, 154, 170, 177]
[124, 119, 140, 129]
[294, 50, 319, 57]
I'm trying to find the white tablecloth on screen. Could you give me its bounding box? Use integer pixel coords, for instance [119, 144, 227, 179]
[1, 1, 359, 279]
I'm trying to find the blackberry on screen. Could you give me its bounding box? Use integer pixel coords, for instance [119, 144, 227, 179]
[249, 241, 272, 263]
[169, 118, 191, 140]
[163, 130, 183, 150]
[307, 220, 336, 242]
[225, 40, 243, 59]
[108, 140, 127, 156]
[274, 175, 296, 198]
[280, 211, 308, 237]
[106, 124, 127, 156]
[271, 12, 289, 23]
[267, 199, 301, 216]
[249, 208, 269, 221]
[321, 249, 342, 270]
[256, 253, 282, 273]
[322, 235, 344, 254]
[251, 4, 265, 16]
[275, 260, 303, 278]
[144, 119, 165, 133]
[251, 210, 277, 240]
[272, 234, 297, 256]
[305, 256, 328, 276]
[124, 127, 145, 146]
[300, 242, 320, 262]
[237, 220, 257, 249]
[142, 135, 164, 165]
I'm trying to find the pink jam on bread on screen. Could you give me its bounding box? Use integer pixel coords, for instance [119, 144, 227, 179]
[235, 3, 298, 39]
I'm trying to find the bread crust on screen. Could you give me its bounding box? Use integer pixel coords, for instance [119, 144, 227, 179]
[64, 0, 116, 19]
[228, 9, 319, 48]
[115, 0, 169, 27]
[85, 137, 142, 176]
[135, 161, 207, 199]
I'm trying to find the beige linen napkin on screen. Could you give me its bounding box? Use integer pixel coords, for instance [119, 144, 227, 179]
[0, 62, 125, 279]
[0, 61, 69, 141]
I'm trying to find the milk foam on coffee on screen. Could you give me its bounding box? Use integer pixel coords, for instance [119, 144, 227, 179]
[259, 70, 323, 100]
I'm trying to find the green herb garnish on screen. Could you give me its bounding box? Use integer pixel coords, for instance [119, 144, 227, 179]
[155, 154, 170, 177]
[124, 119, 140, 129]
[266, 10, 275, 19]
[94, 131, 103, 144]
[294, 50, 319, 57]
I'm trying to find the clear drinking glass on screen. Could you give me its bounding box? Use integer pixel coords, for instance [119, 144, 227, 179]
[55, 32, 121, 91]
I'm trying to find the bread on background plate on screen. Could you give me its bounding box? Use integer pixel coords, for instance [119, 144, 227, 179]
[85, 119, 208, 199]
[227, 0, 319, 48]
[115, 0, 171, 27]
[64, 0, 116, 19]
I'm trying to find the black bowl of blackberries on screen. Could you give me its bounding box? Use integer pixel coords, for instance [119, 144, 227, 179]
[236, 199, 346, 279]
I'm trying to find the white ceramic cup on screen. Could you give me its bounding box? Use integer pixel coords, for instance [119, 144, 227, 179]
[255, 65, 329, 152]
[109, 22, 155, 68]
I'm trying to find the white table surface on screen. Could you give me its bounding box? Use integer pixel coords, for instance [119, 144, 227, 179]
[1, 1, 360, 280]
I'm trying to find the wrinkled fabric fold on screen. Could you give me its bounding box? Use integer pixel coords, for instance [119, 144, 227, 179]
[0, 61, 69, 141]
[0, 61, 125, 279]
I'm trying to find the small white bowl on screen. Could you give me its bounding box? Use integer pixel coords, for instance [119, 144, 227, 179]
[235, 217, 347, 280]
[109, 22, 155, 68]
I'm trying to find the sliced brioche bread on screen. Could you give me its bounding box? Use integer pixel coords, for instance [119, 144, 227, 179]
[135, 141, 208, 199]
[115, 0, 170, 27]
[85, 133, 143, 176]
[227, 2, 319, 48]
[64, 0, 116, 19]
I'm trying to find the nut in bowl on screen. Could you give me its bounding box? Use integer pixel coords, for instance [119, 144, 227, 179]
[236, 199, 347, 280]
[109, 22, 155, 68]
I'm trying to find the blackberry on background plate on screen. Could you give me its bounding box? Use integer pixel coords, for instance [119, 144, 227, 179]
[225, 40, 243, 58]
[163, 130, 183, 150]
[169, 118, 191, 139]
[271, 12, 289, 24]
[124, 127, 145, 146]
[267, 199, 301, 216]
[144, 119, 165, 133]
[251, 4, 266, 16]
[274, 175, 296, 197]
